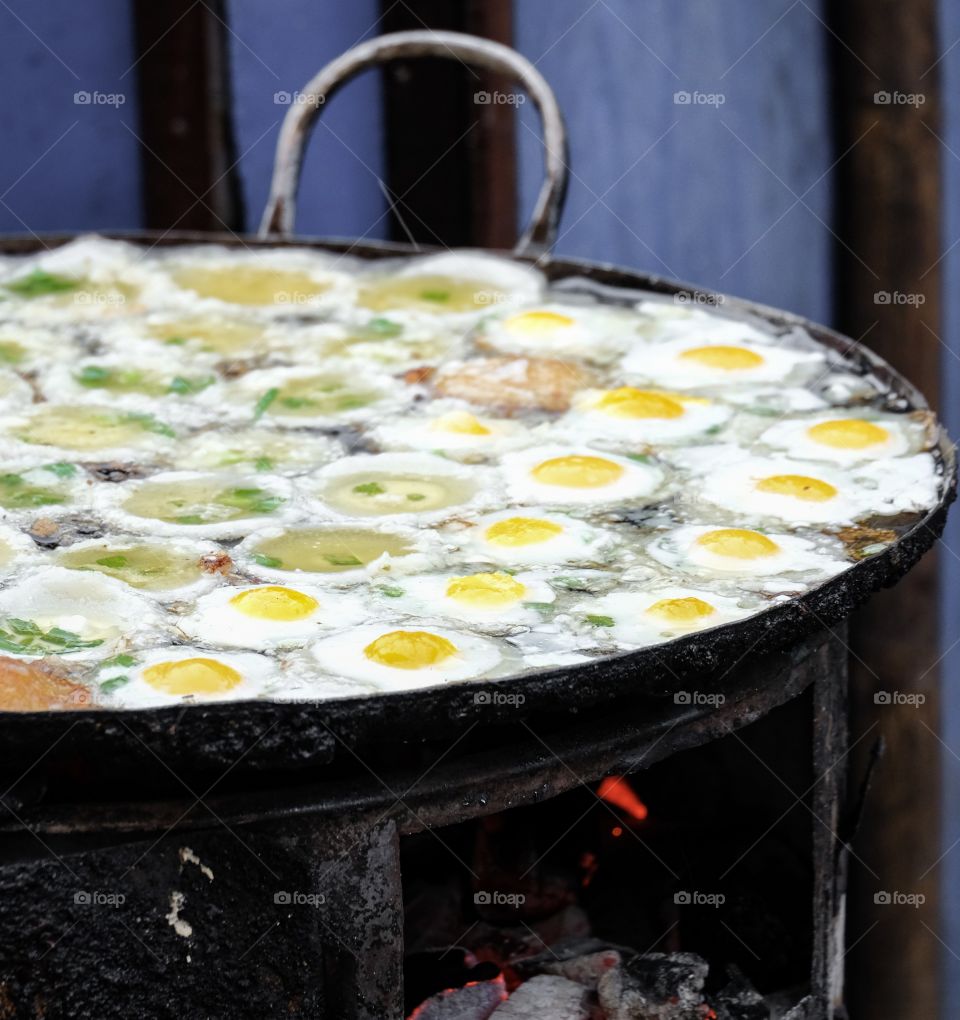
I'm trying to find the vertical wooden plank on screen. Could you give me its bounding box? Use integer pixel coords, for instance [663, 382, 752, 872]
[379, 0, 517, 249]
[133, 0, 243, 231]
[830, 2, 943, 1016]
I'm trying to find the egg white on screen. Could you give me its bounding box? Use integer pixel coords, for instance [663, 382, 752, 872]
[368, 403, 534, 460]
[171, 427, 342, 475]
[306, 451, 498, 523]
[311, 623, 502, 690]
[500, 446, 664, 507]
[98, 645, 280, 708]
[377, 570, 556, 628]
[451, 509, 619, 568]
[646, 524, 847, 581]
[0, 567, 165, 660]
[758, 414, 920, 465]
[476, 302, 640, 363]
[571, 586, 760, 647]
[622, 333, 824, 389]
[96, 470, 294, 540]
[177, 583, 369, 650]
[555, 388, 731, 445]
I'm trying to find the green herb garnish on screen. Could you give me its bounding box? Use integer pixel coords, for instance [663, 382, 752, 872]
[254, 456, 273, 472]
[101, 653, 137, 669]
[76, 365, 113, 386]
[586, 614, 616, 628]
[366, 317, 403, 338]
[523, 602, 554, 614]
[123, 412, 176, 438]
[44, 462, 76, 478]
[353, 482, 385, 496]
[176, 514, 205, 525]
[626, 453, 653, 464]
[96, 555, 128, 569]
[253, 387, 279, 420]
[100, 675, 131, 694]
[323, 554, 362, 567]
[376, 584, 405, 598]
[5, 270, 79, 298]
[168, 375, 215, 395]
[420, 289, 450, 302]
[405, 492, 426, 502]
[164, 336, 188, 346]
[252, 552, 282, 568]
[0, 618, 103, 654]
[0, 473, 65, 509]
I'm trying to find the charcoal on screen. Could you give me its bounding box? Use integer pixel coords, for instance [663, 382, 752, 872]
[598, 952, 709, 1019]
[712, 965, 769, 1019]
[409, 975, 507, 1020]
[489, 975, 590, 1019]
[511, 937, 624, 990]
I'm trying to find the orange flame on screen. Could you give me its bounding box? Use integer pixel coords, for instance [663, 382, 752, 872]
[597, 775, 649, 821]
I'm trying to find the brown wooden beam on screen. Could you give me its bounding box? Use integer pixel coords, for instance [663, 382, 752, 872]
[132, 0, 243, 232]
[379, 0, 517, 249]
[831, 1, 943, 1015]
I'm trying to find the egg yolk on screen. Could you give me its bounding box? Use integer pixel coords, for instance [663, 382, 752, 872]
[679, 345, 764, 370]
[531, 455, 624, 489]
[756, 474, 837, 502]
[646, 596, 716, 623]
[807, 419, 889, 449]
[696, 528, 780, 559]
[485, 517, 564, 547]
[446, 572, 527, 608]
[503, 310, 575, 335]
[431, 411, 491, 436]
[593, 387, 685, 419]
[143, 657, 243, 695]
[364, 630, 458, 669]
[230, 586, 319, 621]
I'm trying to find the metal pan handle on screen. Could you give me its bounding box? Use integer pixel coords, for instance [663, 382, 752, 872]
[258, 30, 568, 258]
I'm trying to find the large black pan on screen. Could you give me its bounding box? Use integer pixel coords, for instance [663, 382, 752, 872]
[0, 32, 953, 782]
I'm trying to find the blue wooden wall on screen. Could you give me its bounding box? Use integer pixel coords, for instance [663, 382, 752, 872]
[1, 0, 958, 1004]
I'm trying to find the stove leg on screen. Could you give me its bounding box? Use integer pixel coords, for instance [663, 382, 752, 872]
[810, 628, 849, 1019]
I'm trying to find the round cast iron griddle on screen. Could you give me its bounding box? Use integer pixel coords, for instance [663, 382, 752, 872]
[0, 32, 953, 779]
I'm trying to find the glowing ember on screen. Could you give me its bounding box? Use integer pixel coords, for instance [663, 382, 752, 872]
[597, 775, 649, 821]
[406, 975, 508, 1019]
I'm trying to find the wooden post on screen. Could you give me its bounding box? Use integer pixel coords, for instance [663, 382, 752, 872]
[132, 0, 243, 232]
[379, 0, 517, 249]
[831, 3, 943, 1015]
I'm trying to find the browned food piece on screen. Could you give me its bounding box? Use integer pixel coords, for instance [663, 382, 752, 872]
[402, 365, 435, 386]
[199, 551, 233, 575]
[433, 356, 596, 413]
[0, 657, 93, 711]
[831, 525, 898, 560]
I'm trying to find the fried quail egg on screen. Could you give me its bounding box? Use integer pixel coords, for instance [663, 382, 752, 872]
[355, 252, 543, 321]
[311, 624, 502, 690]
[646, 525, 846, 581]
[0, 369, 33, 413]
[758, 414, 920, 464]
[557, 387, 731, 444]
[40, 353, 224, 421]
[161, 247, 356, 314]
[501, 446, 664, 506]
[97, 471, 293, 539]
[454, 509, 618, 567]
[0, 404, 178, 461]
[55, 536, 225, 601]
[379, 570, 556, 627]
[221, 363, 402, 428]
[368, 405, 533, 459]
[308, 452, 495, 521]
[238, 522, 436, 585]
[0, 462, 86, 517]
[0, 523, 39, 575]
[98, 646, 279, 707]
[475, 303, 640, 363]
[622, 333, 824, 389]
[172, 427, 342, 475]
[572, 586, 760, 646]
[177, 583, 368, 650]
[695, 453, 937, 525]
[0, 567, 163, 660]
